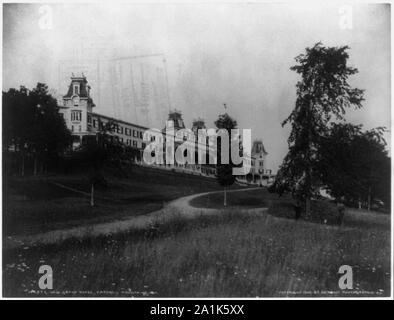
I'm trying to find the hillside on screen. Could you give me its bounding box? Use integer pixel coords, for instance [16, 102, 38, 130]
[3, 165, 244, 236]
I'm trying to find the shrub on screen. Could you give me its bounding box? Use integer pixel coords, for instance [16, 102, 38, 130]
[267, 200, 344, 226]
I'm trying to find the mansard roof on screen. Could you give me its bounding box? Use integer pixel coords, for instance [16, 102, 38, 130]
[192, 118, 206, 130]
[167, 109, 185, 129]
[251, 140, 268, 155]
[63, 75, 90, 99]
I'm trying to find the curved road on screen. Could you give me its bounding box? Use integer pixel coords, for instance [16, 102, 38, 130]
[4, 187, 267, 250]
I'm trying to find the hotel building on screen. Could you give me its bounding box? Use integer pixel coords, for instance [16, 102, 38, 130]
[59, 75, 271, 184]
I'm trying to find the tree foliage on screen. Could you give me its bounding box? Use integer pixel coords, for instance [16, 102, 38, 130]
[277, 43, 364, 215]
[214, 113, 238, 188]
[3, 83, 72, 175]
[319, 123, 390, 207]
[77, 119, 140, 182]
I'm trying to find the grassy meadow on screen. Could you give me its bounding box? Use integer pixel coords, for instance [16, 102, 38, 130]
[191, 187, 346, 226]
[3, 167, 391, 297]
[190, 188, 268, 209]
[3, 166, 244, 235]
[3, 205, 390, 297]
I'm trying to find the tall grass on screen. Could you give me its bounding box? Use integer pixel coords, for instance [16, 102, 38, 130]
[3, 208, 390, 297]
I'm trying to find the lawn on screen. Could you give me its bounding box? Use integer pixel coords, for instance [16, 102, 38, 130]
[190, 187, 345, 226]
[190, 188, 268, 209]
[3, 165, 245, 236]
[3, 206, 390, 297]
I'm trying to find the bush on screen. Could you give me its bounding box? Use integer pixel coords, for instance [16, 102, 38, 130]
[267, 200, 344, 226]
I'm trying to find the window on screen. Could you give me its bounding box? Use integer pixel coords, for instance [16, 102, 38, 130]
[120, 126, 124, 134]
[133, 140, 138, 147]
[71, 110, 82, 121]
[142, 142, 146, 149]
[79, 125, 81, 132]
[139, 131, 143, 139]
[73, 84, 79, 95]
[87, 115, 92, 123]
[133, 130, 137, 137]
[71, 125, 74, 132]
[93, 119, 97, 128]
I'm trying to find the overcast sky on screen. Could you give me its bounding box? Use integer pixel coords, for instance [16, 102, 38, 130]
[3, 2, 390, 172]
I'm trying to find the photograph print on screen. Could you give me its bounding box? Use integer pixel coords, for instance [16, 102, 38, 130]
[1, 1, 391, 298]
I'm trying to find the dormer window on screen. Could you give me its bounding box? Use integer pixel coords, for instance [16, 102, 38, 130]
[73, 84, 79, 95]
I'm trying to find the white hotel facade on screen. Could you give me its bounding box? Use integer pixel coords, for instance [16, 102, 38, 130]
[59, 75, 271, 185]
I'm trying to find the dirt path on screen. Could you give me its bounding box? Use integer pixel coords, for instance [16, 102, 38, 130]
[3, 187, 266, 250]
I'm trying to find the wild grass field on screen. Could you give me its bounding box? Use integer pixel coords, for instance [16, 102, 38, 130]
[3, 205, 390, 297]
[3, 167, 391, 297]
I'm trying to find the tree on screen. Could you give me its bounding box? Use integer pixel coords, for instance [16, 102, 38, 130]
[29, 83, 72, 173]
[78, 120, 118, 206]
[319, 123, 390, 209]
[2, 83, 71, 176]
[79, 139, 108, 207]
[78, 120, 139, 206]
[277, 43, 364, 218]
[215, 113, 238, 206]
